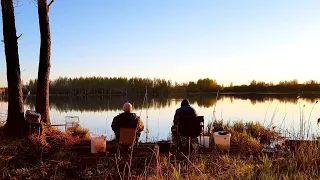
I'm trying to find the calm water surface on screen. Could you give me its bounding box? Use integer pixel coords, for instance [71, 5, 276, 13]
[1, 95, 320, 141]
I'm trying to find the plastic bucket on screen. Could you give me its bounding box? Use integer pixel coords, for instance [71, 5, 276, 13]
[91, 134, 107, 154]
[213, 131, 231, 151]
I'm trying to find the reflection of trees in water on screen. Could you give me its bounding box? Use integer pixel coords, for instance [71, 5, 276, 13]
[230, 94, 320, 105]
[12, 94, 320, 112]
[188, 96, 218, 108]
[24, 96, 174, 112]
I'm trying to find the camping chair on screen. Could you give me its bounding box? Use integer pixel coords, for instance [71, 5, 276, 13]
[119, 128, 137, 144]
[117, 128, 138, 155]
[176, 116, 204, 152]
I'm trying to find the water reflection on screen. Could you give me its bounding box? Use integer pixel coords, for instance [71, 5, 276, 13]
[2, 94, 320, 112]
[1, 94, 320, 140]
[23, 95, 220, 112]
[23, 96, 176, 112]
[228, 94, 319, 105]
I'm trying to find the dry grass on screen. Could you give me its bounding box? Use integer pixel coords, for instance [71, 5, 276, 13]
[0, 125, 80, 179]
[0, 122, 319, 179]
[66, 124, 90, 139]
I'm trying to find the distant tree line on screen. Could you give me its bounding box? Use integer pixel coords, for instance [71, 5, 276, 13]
[223, 79, 320, 93]
[185, 79, 320, 94]
[24, 77, 172, 96]
[23, 77, 320, 96]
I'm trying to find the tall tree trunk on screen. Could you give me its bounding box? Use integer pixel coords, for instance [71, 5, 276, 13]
[1, 0, 25, 137]
[36, 0, 51, 124]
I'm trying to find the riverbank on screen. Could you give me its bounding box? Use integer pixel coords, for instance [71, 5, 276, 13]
[1, 121, 319, 179]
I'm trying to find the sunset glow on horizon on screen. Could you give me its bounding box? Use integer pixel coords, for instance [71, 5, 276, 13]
[1, 0, 320, 87]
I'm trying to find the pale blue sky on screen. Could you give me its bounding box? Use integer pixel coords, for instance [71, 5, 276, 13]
[1, 0, 320, 87]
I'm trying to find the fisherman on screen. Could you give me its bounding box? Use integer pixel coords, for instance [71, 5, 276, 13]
[171, 99, 198, 143]
[173, 99, 197, 126]
[111, 102, 144, 143]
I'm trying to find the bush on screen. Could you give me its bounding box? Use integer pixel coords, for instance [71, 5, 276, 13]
[66, 124, 90, 139]
[233, 121, 245, 133]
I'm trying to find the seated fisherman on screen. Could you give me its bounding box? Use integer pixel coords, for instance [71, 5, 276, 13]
[173, 99, 197, 127]
[172, 99, 204, 151]
[171, 99, 198, 138]
[111, 102, 144, 143]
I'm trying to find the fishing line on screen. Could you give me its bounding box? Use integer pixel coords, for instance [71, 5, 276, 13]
[157, 105, 161, 141]
[105, 100, 109, 136]
[210, 88, 219, 134]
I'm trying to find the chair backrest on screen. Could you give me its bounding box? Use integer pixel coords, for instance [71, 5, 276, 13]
[177, 116, 203, 138]
[115, 113, 139, 131]
[119, 128, 137, 144]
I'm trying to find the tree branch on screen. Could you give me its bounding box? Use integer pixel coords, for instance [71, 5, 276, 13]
[48, 0, 54, 7]
[17, 34, 23, 40]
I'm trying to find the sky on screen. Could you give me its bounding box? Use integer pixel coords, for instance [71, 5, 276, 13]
[1, 0, 320, 87]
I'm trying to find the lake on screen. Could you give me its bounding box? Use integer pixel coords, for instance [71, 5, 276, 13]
[1, 94, 320, 141]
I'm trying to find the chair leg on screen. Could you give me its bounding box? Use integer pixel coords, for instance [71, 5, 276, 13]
[178, 135, 183, 152]
[188, 137, 191, 155]
[116, 144, 120, 159]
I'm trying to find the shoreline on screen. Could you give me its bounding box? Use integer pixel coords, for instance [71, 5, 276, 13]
[1, 121, 319, 179]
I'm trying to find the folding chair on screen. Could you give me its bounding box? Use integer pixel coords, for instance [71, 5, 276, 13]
[176, 116, 204, 152]
[117, 128, 138, 156]
[119, 128, 137, 144]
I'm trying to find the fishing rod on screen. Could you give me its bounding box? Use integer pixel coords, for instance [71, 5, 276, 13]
[210, 88, 220, 135]
[145, 86, 149, 142]
[138, 86, 149, 143]
[157, 104, 161, 142]
[105, 99, 109, 138]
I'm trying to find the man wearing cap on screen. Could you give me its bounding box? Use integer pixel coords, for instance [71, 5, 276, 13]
[111, 102, 144, 143]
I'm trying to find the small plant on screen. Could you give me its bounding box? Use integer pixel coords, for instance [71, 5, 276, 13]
[66, 124, 90, 139]
[213, 120, 224, 132]
[231, 131, 263, 155]
[245, 121, 263, 139]
[260, 154, 273, 179]
[233, 121, 245, 133]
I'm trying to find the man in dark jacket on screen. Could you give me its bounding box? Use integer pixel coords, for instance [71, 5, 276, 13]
[171, 99, 201, 150]
[111, 102, 144, 143]
[171, 99, 197, 139]
[173, 99, 197, 126]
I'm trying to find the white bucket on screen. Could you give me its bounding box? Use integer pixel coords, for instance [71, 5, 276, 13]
[198, 136, 210, 148]
[91, 134, 107, 154]
[213, 131, 231, 151]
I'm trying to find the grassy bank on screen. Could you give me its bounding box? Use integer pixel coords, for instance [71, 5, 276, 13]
[0, 121, 319, 179]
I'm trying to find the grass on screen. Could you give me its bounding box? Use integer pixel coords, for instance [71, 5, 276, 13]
[0, 121, 319, 179]
[66, 123, 90, 139]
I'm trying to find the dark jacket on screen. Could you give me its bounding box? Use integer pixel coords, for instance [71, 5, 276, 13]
[111, 112, 144, 133]
[173, 105, 197, 126]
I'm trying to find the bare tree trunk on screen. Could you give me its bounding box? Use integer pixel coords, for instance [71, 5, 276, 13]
[1, 0, 25, 137]
[36, 0, 51, 124]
